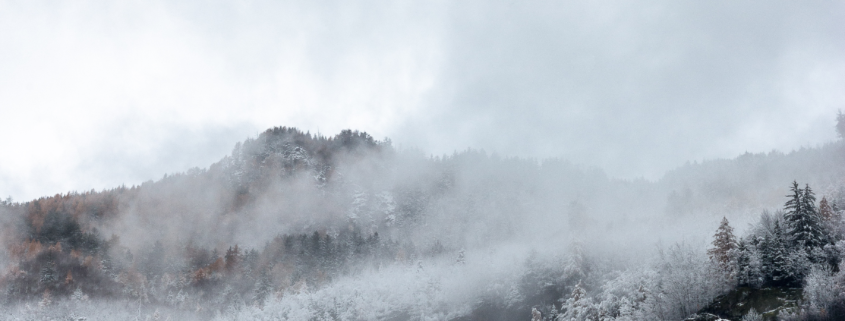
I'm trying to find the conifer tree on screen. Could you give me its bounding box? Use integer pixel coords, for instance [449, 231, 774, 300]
[253, 269, 272, 307]
[559, 281, 594, 321]
[758, 231, 772, 281]
[708, 217, 737, 273]
[802, 184, 817, 216]
[761, 220, 791, 286]
[40, 262, 57, 286]
[819, 196, 841, 242]
[784, 181, 803, 226]
[735, 239, 754, 286]
[225, 245, 240, 273]
[819, 196, 834, 223]
[771, 221, 792, 286]
[784, 182, 827, 250]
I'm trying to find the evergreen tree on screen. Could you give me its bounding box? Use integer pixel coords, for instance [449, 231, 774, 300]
[802, 184, 818, 218]
[40, 262, 57, 286]
[764, 220, 791, 286]
[735, 239, 753, 286]
[784, 181, 803, 226]
[757, 235, 771, 279]
[745, 244, 765, 288]
[784, 182, 827, 250]
[225, 245, 240, 273]
[559, 281, 594, 321]
[142, 241, 166, 279]
[253, 269, 272, 307]
[785, 248, 811, 286]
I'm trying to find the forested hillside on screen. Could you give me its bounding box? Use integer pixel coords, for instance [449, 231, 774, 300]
[1, 125, 844, 320]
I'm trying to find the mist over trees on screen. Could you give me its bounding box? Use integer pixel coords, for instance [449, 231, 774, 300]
[1, 121, 845, 320]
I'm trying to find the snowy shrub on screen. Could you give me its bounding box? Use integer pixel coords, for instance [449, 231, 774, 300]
[741, 308, 763, 321]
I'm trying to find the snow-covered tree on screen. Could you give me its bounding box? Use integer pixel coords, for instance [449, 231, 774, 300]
[735, 239, 760, 287]
[656, 243, 726, 320]
[558, 281, 596, 321]
[531, 307, 543, 321]
[784, 182, 828, 250]
[761, 220, 792, 286]
[820, 196, 835, 223]
[708, 217, 737, 274]
[785, 181, 803, 225]
[253, 270, 272, 307]
[803, 266, 840, 318]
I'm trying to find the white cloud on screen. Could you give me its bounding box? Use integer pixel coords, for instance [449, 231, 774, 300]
[1, 0, 843, 200]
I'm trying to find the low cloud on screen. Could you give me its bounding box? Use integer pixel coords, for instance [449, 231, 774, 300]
[1, 0, 843, 200]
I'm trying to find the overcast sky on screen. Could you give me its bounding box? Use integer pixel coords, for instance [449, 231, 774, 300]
[1, 0, 843, 201]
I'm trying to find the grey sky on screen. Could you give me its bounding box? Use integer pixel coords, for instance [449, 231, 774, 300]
[1, 0, 843, 201]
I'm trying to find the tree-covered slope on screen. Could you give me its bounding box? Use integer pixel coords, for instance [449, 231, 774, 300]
[0, 126, 844, 320]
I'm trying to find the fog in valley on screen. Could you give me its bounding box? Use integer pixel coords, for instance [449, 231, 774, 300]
[1, 126, 845, 320]
[2, 1, 845, 321]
